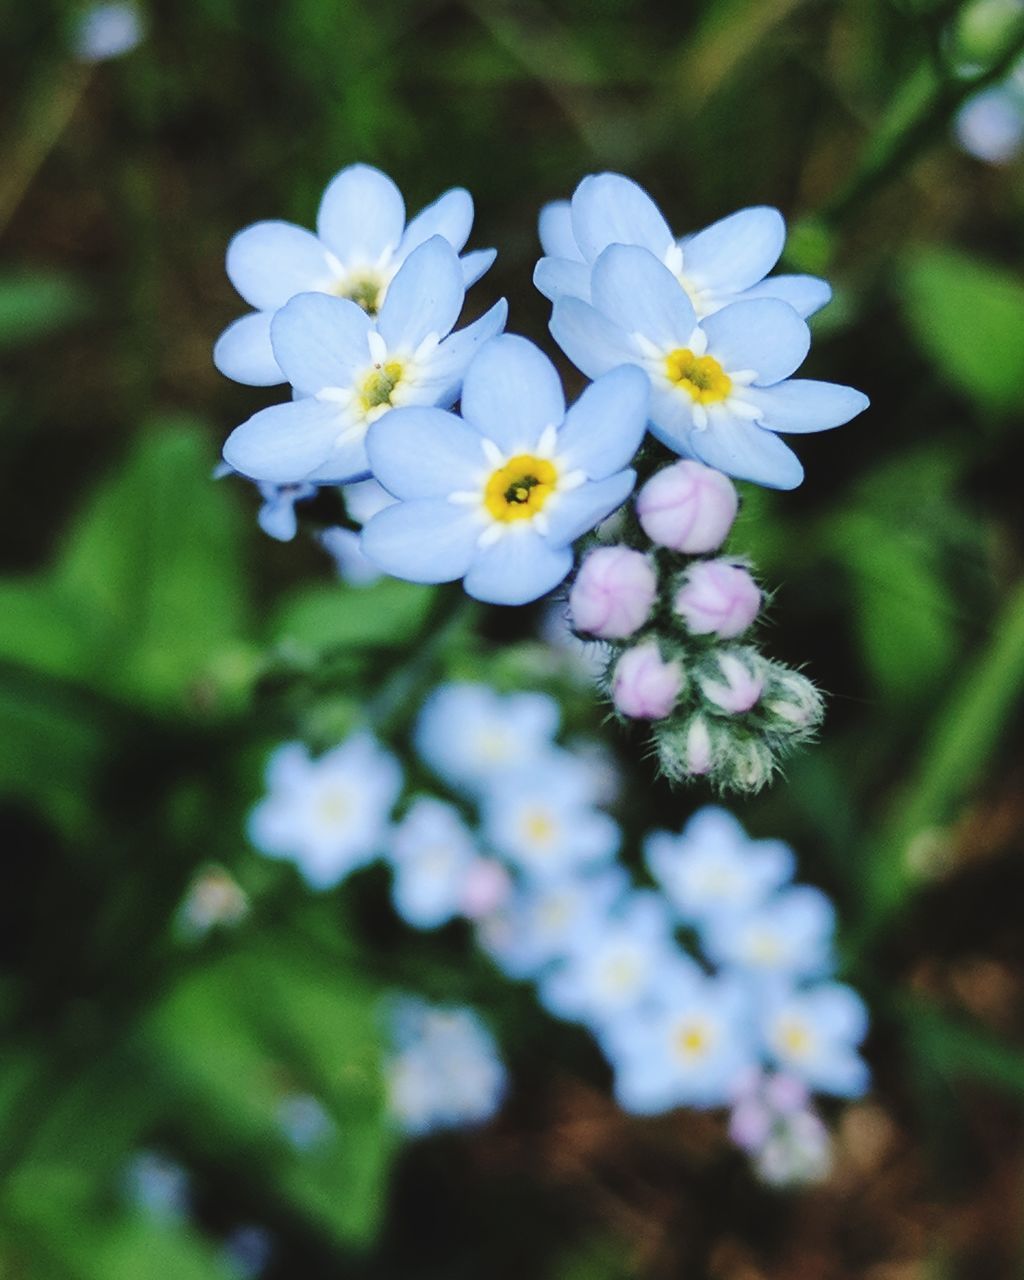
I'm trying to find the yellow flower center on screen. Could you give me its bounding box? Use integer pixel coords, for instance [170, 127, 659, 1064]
[484, 454, 558, 522]
[780, 1021, 812, 1057]
[522, 808, 557, 845]
[664, 348, 732, 404]
[358, 360, 404, 415]
[316, 787, 351, 825]
[674, 1022, 710, 1058]
[332, 272, 384, 315]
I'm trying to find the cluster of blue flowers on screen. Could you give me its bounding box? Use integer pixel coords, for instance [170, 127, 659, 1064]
[246, 681, 869, 1172]
[216, 164, 868, 607]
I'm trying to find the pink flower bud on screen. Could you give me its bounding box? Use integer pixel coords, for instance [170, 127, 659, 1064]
[683, 715, 714, 774]
[568, 547, 657, 639]
[700, 651, 764, 714]
[611, 642, 684, 720]
[636, 460, 738, 553]
[460, 858, 512, 919]
[673, 560, 761, 638]
[729, 1097, 773, 1152]
[764, 1073, 810, 1115]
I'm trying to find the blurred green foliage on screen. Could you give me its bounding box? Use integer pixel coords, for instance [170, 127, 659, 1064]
[4, 0, 1024, 1275]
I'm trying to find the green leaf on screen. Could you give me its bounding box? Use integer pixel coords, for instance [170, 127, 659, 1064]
[905, 1003, 1024, 1102]
[0, 270, 90, 350]
[55, 416, 250, 710]
[903, 248, 1024, 415]
[272, 578, 436, 660]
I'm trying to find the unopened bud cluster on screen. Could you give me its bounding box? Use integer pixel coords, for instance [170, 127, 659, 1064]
[566, 460, 824, 793]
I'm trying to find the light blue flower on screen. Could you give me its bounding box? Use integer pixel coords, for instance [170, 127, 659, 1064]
[361, 334, 648, 604]
[215, 163, 496, 387]
[248, 735, 401, 889]
[479, 748, 620, 881]
[222, 236, 507, 485]
[535, 173, 831, 320]
[256, 481, 317, 542]
[385, 998, 506, 1135]
[386, 796, 479, 929]
[74, 3, 143, 61]
[954, 84, 1024, 164]
[701, 885, 836, 982]
[600, 976, 758, 1112]
[414, 682, 561, 797]
[477, 866, 631, 980]
[759, 983, 870, 1098]
[538, 892, 694, 1029]
[549, 243, 868, 489]
[645, 806, 795, 926]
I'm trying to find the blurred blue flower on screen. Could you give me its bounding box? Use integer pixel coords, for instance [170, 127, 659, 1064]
[386, 796, 479, 929]
[74, 3, 143, 61]
[215, 163, 496, 387]
[361, 334, 648, 604]
[248, 736, 401, 889]
[414, 682, 561, 796]
[222, 237, 507, 485]
[480, 748, 620, 881]
[955, 84, 1024, 164]
[701, 885, 836, 982]
[122, 1150, 190, 1222]
[600, 976, 757, 1112]
[645, 806, 795, 926]
[385, 998, 506, 1135]
[759, 983, 870, 1097]
[549, 242, 868, 489]
[536, 172, 830, 319]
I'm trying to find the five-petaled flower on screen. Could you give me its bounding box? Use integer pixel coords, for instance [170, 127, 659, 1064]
[360, 334, 649, 605]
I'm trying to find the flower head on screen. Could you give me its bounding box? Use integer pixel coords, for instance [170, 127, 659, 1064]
[702, 885, 836, 981]
[759, 984, 870, 1098]
[361, 335, 648, 605]
[535, 173, 832, 320]
[215, 163, 496, 387]
[386, 797, 480, 929]
[248, 735, 401, 889]
[222, 237, 507, 485]
[549, 237, 868, 489]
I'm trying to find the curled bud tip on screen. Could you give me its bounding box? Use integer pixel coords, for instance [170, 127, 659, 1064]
[569, 546, 658, 639]
[636, 460, 738, 554]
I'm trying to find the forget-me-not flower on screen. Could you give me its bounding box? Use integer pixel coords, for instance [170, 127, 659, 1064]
[701, 885, 836, 982]
[644, 806, 795, 926]
[414, 682, 561, 797]
[361, 334, 648, 604]
[222, 236, 507, 485]
[536, 172, 831, 319]
[215, 163, 496, 387]
[248, 735, 401, 889]
[386, 796, 479, 929]
[385, 998, 506, 1135]
[759, 983, 870, 1098]
[549, 243, 868, 489]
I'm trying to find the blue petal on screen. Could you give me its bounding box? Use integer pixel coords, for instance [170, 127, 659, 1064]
[533, 256, 591, 304]
[700, 298, 809, 385]
[746, 379, 869, 433]
[688, 415, 804, 489]
[592, 244, 696, 348]
[460, 247, 496, 287]
[257, 493, 300, 541]
[316, 163, 406, 262]
[377, 236, 464, 351]
[556, 365, 649, 478]
[739, 274, 832, 317]
[223, 398, 341, 483]
[538, 200, 582, 260]
[543, 470, 636, 546]
[303, 434, 372, 485]
[270, 293, 372, 393]
[360, 499, 481, 583]
[646, 383, 699, 455]
[366, 406, 488, 498]
[570, 172, 674, 263]
[463, 529, 573, 605]
[460, 334, 566, 451]
[226, 221, 331, 311]
[399, 187, 473, 256]
[213, 311, 284, 386]
[549, 298, 638, 380]
[681, 206, 785, 293]
[403, 298, 508, 408]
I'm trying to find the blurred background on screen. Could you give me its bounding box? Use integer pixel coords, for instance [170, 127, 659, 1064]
[3, 0, 1024, 1275]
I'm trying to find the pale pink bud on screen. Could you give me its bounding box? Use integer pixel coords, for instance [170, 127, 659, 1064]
[683, 715, 714, 774]
[673, 560, 761, 638]
[700, 651, 763, 714]
[568, 547, 657, 639]
[611, 642, 684, 720]
[729, 1097, 773, 1152]
[460, 858, 512, 919]
[764, 1073, 810, 1115]
[636, 460, 738, 553]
